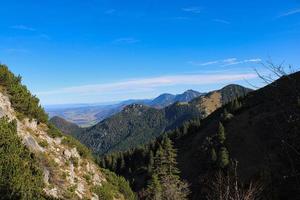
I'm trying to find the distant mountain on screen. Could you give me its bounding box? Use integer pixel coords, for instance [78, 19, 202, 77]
[175, 89, 203, 102]
[149, 89, 203, 108]
[46, 89, 204, 127]
[49, 116, 82, 136]
[148, 93, 175, 108]
[51, 84, 252, 155]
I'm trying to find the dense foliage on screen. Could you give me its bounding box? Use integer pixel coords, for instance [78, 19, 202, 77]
[0, 118, 46, 200]
[93, 169, 136, 200]
[96, 119, 201, 195]
[142, 137, 190, 200]
[0, 65, 48, 123]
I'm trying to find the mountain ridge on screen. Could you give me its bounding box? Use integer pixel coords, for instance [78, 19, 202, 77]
[47, 89, 204, 127]
[51, 84, 252, 155]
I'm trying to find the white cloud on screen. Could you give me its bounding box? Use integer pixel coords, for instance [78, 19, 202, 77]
[10, 25, 36, 31]
[213, 19, 231, 24]
[182, 7, 202, 14]
[222, 58, 261, 66]
[112, 37, 140, 44]
[189, 58, 261, 67]
[188, 60, 219, 66]
[278, 8, 300, 18]
[37, 73, 257, 97]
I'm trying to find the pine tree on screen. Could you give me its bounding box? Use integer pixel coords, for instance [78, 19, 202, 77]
[211, 148, 217, 163]
[147, 137, 190, 200]
[145, 174, 162, 200]
[217, 122, 226, 144]
[218, 147, 230, 168]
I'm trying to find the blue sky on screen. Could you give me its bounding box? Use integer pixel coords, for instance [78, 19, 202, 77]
[0, 0, 299, 105]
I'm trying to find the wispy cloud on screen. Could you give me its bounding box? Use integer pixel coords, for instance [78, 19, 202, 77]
[182, 7, 202, 14]
[222, 58, 262, 66]
[213, 19, 231, 24]
[10, 25, 36, 31]
[189, 58, 262, 66]
[37, 73, 257, 96]
[112, 37, 140, 44]
[278, 8, 300, 18]
[188, 60, 219, 66]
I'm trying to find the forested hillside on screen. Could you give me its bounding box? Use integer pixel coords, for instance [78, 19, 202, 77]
[52, 84, 251, 155]
[99, 71, 300, 200]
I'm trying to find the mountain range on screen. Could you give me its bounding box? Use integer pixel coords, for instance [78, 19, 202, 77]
[51, 84, 252, 155]
[46, 89, 203, 127]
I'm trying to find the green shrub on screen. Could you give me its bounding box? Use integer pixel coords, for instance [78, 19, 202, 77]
[83, 174, 92, 184]
[47, 123, 63, 138]
[101, 169, 136, 200]
[0, 117, 46, 200]
[92, 184, 114, 200]
[70, 156, 79, 167]
[39, 139, 49, 148]
[62, 135, 91, 158]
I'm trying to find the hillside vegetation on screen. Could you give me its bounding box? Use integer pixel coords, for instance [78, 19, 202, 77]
[0, 64, 135, 200]
[98, 71, 300, 200]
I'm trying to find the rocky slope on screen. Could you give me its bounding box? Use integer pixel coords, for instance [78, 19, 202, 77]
[0, 65, 135, 200]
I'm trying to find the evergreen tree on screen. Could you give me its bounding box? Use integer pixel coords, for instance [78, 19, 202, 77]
[145, 175, 162, 200]
[217, 122, 226, 144]
[147, 137, 189, 200]
[211, 148, 217, 163]
[218, 147, 230, 168]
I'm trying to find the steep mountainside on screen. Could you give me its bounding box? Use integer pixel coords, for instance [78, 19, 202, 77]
[54, 84, 251, 155]
[0, 65, 135, 200]
[175, 72, 300, 199]
[99, 71, 300, 200]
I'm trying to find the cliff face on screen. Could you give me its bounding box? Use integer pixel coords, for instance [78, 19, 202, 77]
[0, 91, 126, 200]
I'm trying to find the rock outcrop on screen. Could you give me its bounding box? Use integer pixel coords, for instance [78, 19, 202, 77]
[0, 92, 106, 199]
